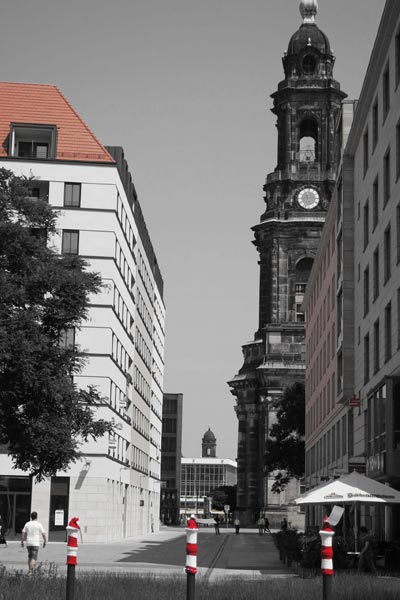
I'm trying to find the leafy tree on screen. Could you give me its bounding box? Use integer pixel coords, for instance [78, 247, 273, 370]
[0, 168, 112, 480]
[211, 485, 237, 511]
[265, 382, 305, 493]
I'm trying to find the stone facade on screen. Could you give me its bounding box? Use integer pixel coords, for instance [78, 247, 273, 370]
[229, 4, 345, 524]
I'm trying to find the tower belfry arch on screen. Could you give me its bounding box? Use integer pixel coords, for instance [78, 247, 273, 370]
[228, 0, 346, 523]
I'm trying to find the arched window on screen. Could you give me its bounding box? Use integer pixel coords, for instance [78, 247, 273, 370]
[299, 119, 318, 162]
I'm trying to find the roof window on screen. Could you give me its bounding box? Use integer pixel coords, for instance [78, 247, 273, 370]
[9, 123, 57, 160]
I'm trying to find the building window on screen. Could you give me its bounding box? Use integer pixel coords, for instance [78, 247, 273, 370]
[363, 266, 370, 316]
[363, 200, 369, 249]
[363, 128, 369, 176]
[373, 247, 379, 301]
[397, 204, 400, 264]
[373, 319, 380, 374]
[383, 63, 390, 121]
[384, 224, 391, 284]
[385, 302, 392, 362]
[62, 230, 79, 255]
[59, 327, 75, 349]
[372, 100, 378, 150]
[372, 176, 379, 230]
[397, 120, 400, 180]
[64, 183, 81, 207]
[398, 288, 400, 349]
[364, 334, 370, 383]
[383, 147, 391, 206]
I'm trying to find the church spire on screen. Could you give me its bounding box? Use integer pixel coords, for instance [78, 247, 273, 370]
[300, 0, 318, 23]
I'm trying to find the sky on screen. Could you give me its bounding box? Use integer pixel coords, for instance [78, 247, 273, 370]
[0, 0, 386, 459]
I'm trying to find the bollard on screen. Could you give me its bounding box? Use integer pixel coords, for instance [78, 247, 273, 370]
[66, 517, 80, 600]
[319, 516, 334, 600]
[185, 515, 198, 600]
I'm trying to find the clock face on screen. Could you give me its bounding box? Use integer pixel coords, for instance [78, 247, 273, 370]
[297, 188, 320, 210]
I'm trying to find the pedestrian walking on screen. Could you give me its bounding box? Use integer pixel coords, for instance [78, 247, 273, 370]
[21, 511, 46, 575]
[258, 517, 265, 535]
[280, 517, 288, 531]
[0, 515, 7, 547]
[357, 526, 377, 575]
[234, 517, 240, 534]
[214, 515, 220, 535]
[264, 517, 271, 533]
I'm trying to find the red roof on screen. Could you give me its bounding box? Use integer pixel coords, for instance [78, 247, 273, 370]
[0, 82, 114, 163]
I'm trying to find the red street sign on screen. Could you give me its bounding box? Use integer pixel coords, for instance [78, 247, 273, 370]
[349, 395, 360, 407]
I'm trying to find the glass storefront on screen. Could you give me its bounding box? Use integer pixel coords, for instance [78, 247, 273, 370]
[0, 477, 32, 539]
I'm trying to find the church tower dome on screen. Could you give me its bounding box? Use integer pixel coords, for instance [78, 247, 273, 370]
[202, 427, 217, 457]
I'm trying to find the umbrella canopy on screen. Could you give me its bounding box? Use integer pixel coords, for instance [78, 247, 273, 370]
[295, 471, 400, 505]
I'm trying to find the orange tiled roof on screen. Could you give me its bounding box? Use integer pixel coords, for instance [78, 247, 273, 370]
[0, 82, 114, 163]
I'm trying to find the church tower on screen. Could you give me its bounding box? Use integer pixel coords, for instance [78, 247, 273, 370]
[202, 427, 217, 458]
[228, 0, 346, 523]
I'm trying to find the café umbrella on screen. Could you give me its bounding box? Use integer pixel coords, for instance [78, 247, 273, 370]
[294, 471, 400, 551]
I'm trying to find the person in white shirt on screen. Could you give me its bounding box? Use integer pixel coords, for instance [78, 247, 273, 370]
[21, 511, 47, 574]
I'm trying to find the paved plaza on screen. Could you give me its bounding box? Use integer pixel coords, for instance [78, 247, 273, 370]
[0, 527, 295, 581]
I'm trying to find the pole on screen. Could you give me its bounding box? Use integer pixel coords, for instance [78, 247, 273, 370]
[185, 515, 198, 600]
[66, 517, 80, 600]
[319, 517, 334, 600]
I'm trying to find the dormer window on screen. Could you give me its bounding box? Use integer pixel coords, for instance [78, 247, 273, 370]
[9, 124, 57, 160]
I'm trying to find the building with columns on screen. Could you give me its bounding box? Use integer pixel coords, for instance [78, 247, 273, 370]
[228, 0, 346, 524]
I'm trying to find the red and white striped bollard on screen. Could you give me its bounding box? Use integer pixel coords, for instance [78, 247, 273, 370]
[66, 517, 80, 600]
[319, 516, 334, 600]
[185, 515, 198, 600]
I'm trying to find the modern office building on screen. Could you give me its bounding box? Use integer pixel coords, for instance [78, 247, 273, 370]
[180, 429, 237, 516]
[160, 393, 183, 525]
[0, 82, 165, 542]
[228, 0, 345, 523]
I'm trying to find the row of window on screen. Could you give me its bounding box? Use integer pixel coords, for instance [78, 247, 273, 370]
[135, 328, 152, 371]
[306, 372, 336, 437]
[306, 322, 335, 398]
[153, 327, 165, 363]
[137, 290, 153, 335]
[363, 296, 395, 383]
[363, 42, 400, 177]
[109, 380, 128, 413]
[307, 227, 336, 316]
[117, 193, 136, 252]
[134, 365, 151, 405]
[151, 391, 163, 420]
[108, 432, 129, 465]
[138, 250, 154, 304]
[132, 444, 149, 474]
[133, 405, 150, 440]
[307, 276, 336, 361]
[152, 360, 163, 390]
[111, 332, 133, 374]
[154, 297, 166, 335]
[306, 414, 349, 476]
[113, 285, 134, 336]
[115, 239, 135, 294]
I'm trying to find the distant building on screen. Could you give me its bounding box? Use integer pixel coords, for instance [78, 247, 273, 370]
[180, 429, 237, 515]
[0, 83, 165, 541]
[160, 393, 183, 525]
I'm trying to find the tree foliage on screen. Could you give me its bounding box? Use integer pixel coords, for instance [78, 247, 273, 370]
[211, 485, 237, 511]
[0, 168, 112, 480]
[265, 382, 305, 494]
